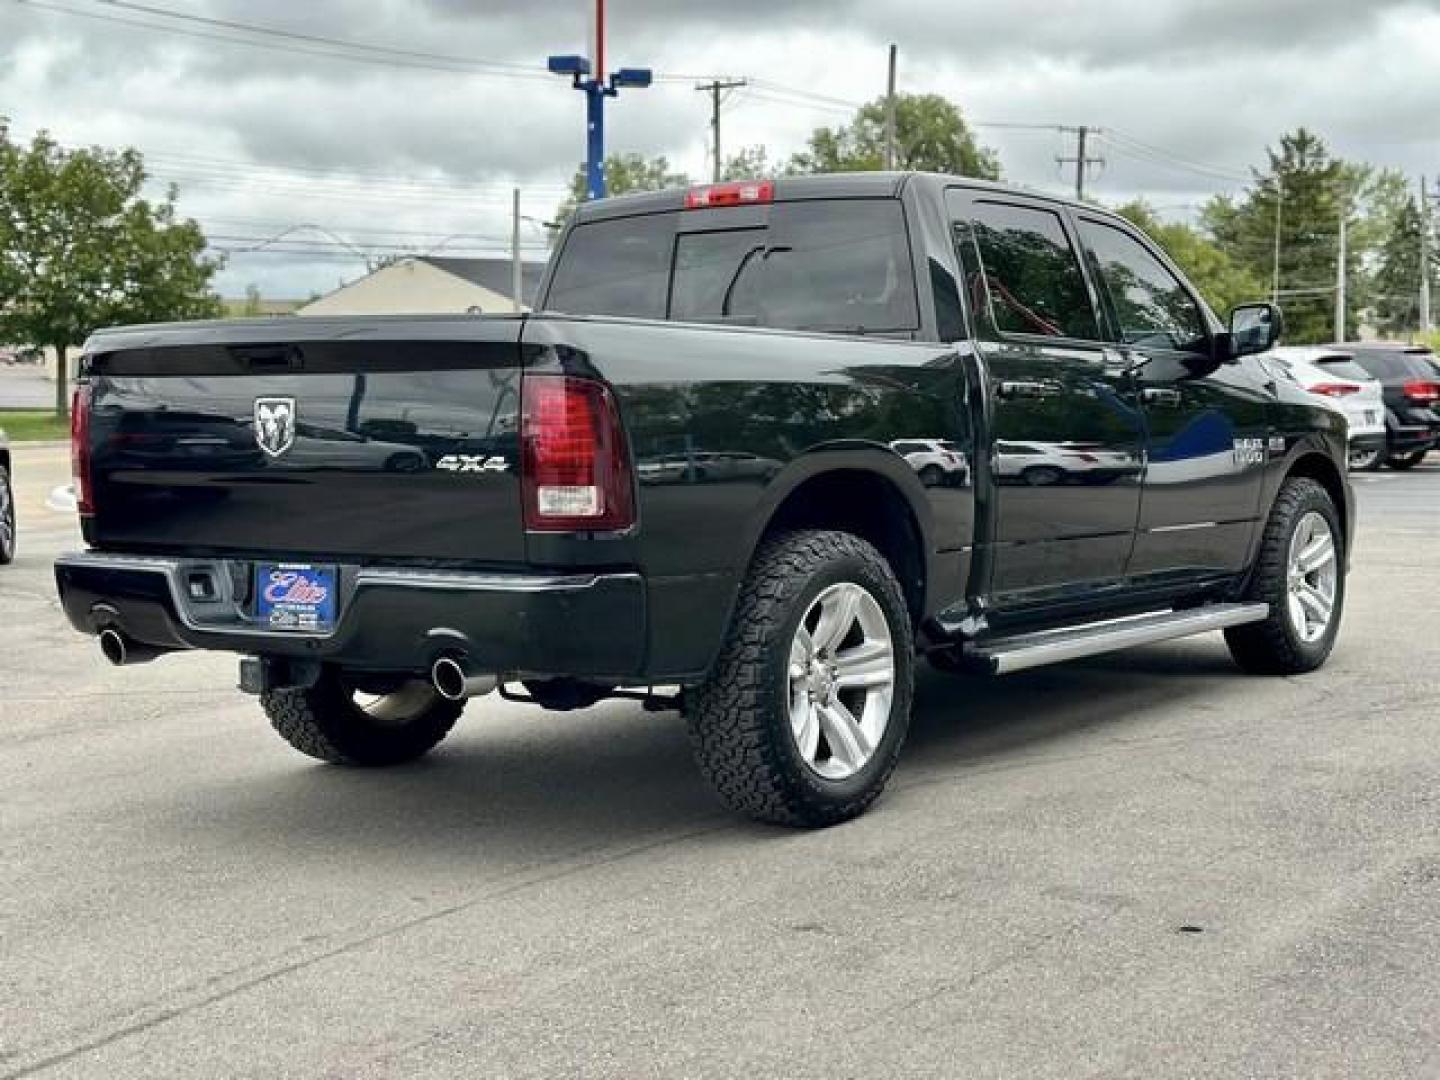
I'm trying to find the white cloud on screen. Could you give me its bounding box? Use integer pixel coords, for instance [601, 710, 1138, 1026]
[2, 0, 1437, 296]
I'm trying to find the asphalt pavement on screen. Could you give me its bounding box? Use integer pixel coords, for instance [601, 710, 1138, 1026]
[1, 445, 1437, 1079]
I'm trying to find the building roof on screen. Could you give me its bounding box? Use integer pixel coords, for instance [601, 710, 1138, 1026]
[419, 256, 545, 305]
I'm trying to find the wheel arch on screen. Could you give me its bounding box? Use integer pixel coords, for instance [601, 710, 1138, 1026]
[739, 450, 935, 627]
[1284, 451, 1349, 553]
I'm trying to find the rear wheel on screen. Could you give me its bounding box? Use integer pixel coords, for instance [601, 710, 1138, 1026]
[0, 465, 14, 564]
[1225, 477, 1344, 675]
[1386, 449, 1427, 470]
[1022, 465, 1064, 486]
[919, 464, 944, 487]
[261, 666, 463, 765]
[686, 529, 914, 827]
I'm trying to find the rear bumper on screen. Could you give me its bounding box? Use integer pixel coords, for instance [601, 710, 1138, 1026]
[1348, 431, 1387, 454]
[54, 552, 647, 680]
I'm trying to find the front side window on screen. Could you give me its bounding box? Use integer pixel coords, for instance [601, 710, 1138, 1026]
[1078, 220, 1207, 352]
[966, 201, 1100, 340]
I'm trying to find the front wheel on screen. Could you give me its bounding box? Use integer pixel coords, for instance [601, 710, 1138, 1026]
[686, 530, 914, 827]
[261, 667, 464, 765]
[1225, 477, 1344, 675]
[1386, 449, 1427, 470]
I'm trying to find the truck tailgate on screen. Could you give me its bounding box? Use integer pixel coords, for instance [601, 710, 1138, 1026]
[82, 319, 527, 564]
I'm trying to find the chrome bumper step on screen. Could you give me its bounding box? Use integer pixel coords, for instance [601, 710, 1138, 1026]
[971, 603, 1270, 675]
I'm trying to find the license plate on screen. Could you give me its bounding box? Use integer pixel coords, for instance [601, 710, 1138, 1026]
[256, 564, 338, 632]
[1365, 410, 1378, 424]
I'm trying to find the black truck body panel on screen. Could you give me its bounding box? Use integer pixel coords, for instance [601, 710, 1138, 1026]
[58, 173, 1351, 684]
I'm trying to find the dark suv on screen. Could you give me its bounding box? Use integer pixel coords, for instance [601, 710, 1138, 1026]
[1333, 343, 1440, 468]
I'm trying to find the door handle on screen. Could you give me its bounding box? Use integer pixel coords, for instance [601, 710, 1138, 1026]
[996, 380, 1056, 400]
[1141, 387, 1182, 408]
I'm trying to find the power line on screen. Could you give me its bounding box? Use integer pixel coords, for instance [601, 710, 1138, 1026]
[12, 0, 556, 78]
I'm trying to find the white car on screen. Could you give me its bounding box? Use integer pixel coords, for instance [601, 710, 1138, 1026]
[993, 440, 1137, 486]
[1266, 347, 1387, 470]
[890, 439, 969, 486]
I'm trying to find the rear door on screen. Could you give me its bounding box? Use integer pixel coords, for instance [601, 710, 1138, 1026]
[84, 320, 527, 563]
[1073, 214, 1268, 580]
[947, 190, 1144, 607]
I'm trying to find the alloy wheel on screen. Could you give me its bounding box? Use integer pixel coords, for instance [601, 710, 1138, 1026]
[1285, 511, 1338, 644]
[786, 582, 896, 781]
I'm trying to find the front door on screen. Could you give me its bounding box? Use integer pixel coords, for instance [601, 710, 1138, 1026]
[1073, 215, 1268, 581]
[949, 191, 1145, 608]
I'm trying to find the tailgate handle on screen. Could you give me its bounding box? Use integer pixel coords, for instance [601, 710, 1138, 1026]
[231, 345, 303, 371]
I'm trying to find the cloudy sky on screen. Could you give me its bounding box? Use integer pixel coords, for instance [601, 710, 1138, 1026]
[3, 0, 1437, 299]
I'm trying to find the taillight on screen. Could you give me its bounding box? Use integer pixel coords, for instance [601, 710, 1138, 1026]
[684, 180, 774, 209]
[1310, 383, 1360, 398]
[1403, 379, 1440, 404]
[520, 376, 634, 532]
[70, 383, 94, 516]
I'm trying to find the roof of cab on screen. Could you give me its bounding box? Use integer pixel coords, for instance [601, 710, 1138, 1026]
[570, 171, 1095, 224]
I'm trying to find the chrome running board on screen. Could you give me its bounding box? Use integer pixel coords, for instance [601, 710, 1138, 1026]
[971, 603, 1270, 675]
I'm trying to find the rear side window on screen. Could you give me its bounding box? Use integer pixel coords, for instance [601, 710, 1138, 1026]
[1077, 219, 1207, 352]
[546, 213, 673, 319]
[966, 202, 1099, 340]
[546, 199, 919, 334]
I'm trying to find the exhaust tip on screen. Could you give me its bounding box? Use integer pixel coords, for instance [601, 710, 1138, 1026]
[431, 656, 469, 701]
[430, 655, 496, 702]
[99, 628, 127, 667]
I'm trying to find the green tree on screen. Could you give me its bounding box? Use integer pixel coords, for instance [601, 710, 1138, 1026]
[787, 93, 999, 179]
[1113, 200, 1266, 315]
[1200, 129, 1402, 343]
[0, 122, 222, 415]
[551, 152, 691, 238]
[719, 145, 774, 182]
[1371, 194, 1431, 334]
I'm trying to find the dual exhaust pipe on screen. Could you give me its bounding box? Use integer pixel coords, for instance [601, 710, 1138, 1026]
[99, 627, 494, 702]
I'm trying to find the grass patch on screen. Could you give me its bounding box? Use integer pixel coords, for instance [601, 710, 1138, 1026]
[0, 409, 70, 441]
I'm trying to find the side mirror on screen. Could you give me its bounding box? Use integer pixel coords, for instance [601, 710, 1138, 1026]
[1223, 302, 1284, 360]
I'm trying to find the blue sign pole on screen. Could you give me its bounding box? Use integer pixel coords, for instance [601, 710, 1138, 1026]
[586, 80, 607, 201]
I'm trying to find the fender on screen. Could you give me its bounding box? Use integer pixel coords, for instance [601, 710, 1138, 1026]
[734, 441, 939, 576]
[1243, 429, 1352, 576]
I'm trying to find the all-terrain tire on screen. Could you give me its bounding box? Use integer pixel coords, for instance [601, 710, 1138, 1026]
[1225, 477, 1344, 676]
[261, 667, 463, 765]
[686, 529, 914, 828]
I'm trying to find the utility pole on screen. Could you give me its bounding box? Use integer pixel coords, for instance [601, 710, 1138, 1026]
[1056, 126, 1103, 201]
[884, 44, 898, 170]
[696, 78, 747, 183]
[1335, 193, 1348, 342]
[511, 187, 523, 313]
[1271, 181, 1284, 307]
[1420, 174, 1432, 334]
[547, 0, 652, 201]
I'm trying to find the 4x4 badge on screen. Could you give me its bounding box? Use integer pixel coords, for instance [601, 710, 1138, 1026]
[254, 398, 297, 458]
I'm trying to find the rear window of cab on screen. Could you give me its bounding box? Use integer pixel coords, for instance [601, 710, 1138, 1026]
[544, 199, 919, 335]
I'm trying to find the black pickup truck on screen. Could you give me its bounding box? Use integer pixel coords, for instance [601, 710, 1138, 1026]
[56, 173, 1352, 827]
